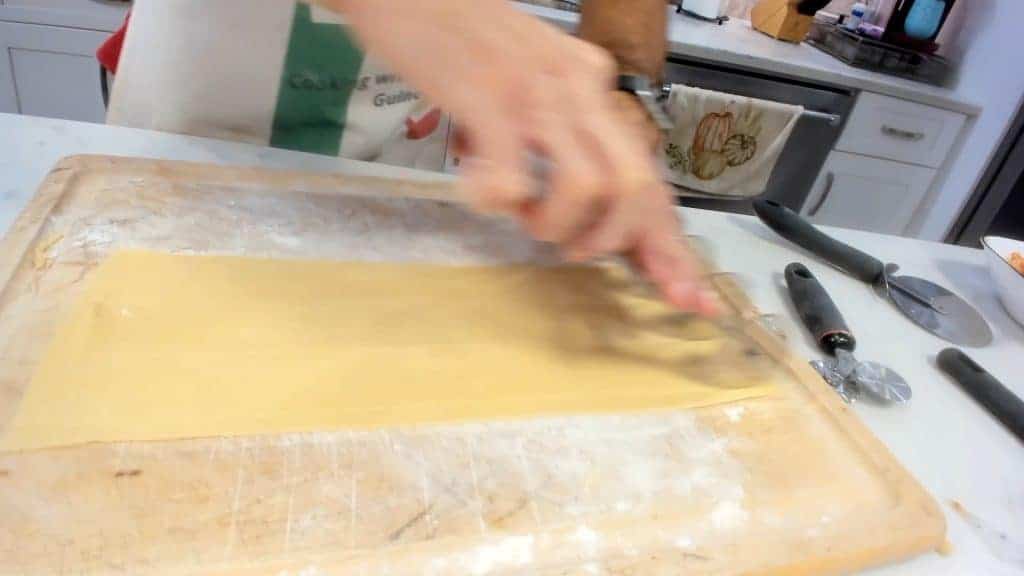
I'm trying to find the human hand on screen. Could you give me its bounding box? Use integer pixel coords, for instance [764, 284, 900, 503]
[607, 90, 661, 153]
[328, 0, 716, 314]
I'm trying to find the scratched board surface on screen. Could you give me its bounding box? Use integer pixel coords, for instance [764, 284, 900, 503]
[0, 156, 943, 575]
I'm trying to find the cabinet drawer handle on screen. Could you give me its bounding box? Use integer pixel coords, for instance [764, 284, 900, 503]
[881, 125, 926, 141]
[808, 172, 834, 217]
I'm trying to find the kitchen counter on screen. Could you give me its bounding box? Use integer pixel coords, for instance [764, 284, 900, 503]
[1, 113, 1022, 575]
[518, 2, 980, 115]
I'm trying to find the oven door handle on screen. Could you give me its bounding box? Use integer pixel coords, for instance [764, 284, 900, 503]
[803, 110, 842, 126]
[658, 84, 842, 127]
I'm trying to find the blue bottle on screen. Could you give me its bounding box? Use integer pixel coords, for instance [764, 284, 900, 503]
[904, 0, 946, 40]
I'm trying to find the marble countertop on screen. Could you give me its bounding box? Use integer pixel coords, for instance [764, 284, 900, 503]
[518, 2, 980, 115]
[1, 113, 1022, 574]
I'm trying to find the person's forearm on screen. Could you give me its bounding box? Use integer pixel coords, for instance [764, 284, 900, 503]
[577, 0, 667, 82]
[316, 0, 667, 82]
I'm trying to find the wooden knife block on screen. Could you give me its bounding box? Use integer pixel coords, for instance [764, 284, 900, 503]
[751, 0, 814, 43]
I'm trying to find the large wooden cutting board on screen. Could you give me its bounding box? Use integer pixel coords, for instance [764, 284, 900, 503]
[0, 155, 944, 575]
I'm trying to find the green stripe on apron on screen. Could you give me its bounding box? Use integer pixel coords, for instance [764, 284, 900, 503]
[270, 4, 364, 155]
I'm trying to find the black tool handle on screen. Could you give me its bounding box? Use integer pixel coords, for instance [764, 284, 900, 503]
[753, 199, 885, 285]
[938, 348, 1024, 444]
[797, 0, 832, 16]
[784, 262, 856, 354]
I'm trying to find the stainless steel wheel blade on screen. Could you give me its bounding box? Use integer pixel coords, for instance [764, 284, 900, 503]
[887, 275, 993, 348]
[851, 361, 912, 403]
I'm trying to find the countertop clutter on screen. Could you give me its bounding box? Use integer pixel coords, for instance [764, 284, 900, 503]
[1, 112, 1023, 574]
[517, 2, 978, 114]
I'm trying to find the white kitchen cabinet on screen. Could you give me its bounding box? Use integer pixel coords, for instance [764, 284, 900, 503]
[835, 92, 966, 169]
[801, 151, 936, 235]
[0, 0, 128, 31]
[0, 21, 109, 123]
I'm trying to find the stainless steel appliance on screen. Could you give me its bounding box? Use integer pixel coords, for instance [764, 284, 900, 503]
[663, 57, 855, 214]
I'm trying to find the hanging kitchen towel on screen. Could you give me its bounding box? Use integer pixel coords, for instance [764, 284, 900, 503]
[661, 85, 803, 198]
[106, 1, 447, 171]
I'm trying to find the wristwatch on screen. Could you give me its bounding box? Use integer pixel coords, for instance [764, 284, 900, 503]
[616, 74, 675, 133]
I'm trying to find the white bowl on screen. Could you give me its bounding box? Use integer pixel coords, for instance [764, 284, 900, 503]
[982, 235, 1024, 326]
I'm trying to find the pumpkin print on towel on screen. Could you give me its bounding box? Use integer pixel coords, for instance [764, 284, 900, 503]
[662, 84, 802, 198]
[666, 101, 763, 181]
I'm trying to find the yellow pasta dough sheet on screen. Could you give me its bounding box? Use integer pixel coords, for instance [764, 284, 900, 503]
[2, 251, 774, 451]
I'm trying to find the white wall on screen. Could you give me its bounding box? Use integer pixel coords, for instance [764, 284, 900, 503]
[907, 0, 1024, 240]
